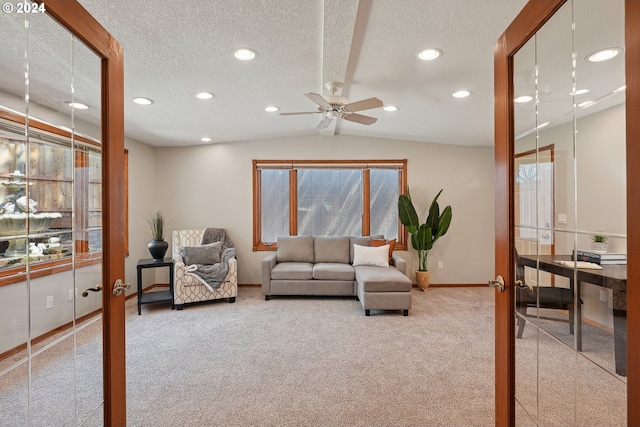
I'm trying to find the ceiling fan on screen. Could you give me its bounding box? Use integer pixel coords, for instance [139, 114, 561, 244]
[280, 82, 383, 129]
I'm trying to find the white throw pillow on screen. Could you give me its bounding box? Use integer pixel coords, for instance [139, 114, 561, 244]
[352, 244, 390, 267]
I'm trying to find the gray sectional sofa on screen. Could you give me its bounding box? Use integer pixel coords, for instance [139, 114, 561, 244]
[261, 235, 412, 316]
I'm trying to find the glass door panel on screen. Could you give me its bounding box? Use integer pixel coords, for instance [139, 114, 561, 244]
[511, 0, 627, 425]
[0, 7, 104, 427]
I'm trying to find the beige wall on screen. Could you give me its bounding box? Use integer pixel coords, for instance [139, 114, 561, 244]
[153, 134, 496, 285]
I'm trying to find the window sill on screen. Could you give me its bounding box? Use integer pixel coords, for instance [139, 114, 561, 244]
[0, 254, 102, 287]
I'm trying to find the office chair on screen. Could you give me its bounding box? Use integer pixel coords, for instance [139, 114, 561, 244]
[515, 250, 579, 338]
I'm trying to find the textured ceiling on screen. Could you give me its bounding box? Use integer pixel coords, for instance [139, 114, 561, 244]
[69, 0, 529, 147]
[1, 1, 624, 148]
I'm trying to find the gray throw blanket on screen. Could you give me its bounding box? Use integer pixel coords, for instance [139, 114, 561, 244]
[184, 228, 236, 291]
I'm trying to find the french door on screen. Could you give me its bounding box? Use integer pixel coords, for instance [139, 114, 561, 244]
[494, 0, 639, 425]
[0, 1, 126, 425]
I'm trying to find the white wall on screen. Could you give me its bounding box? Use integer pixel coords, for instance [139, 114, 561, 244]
[154, 134, 496, 285]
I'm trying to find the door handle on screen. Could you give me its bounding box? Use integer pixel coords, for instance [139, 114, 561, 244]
[82, 284, 103, 297]
[112, 279, 130, 296]
[488, 275, 505, 292]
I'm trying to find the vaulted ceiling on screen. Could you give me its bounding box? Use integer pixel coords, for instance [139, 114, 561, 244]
[71, 0, 531, 147]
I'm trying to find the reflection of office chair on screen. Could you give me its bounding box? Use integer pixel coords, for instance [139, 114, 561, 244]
[515, 250, 578, 338]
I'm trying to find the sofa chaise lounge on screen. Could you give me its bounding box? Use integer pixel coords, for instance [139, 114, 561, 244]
[261, 235, 412, 316]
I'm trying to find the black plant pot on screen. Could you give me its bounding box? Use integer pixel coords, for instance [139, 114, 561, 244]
[148, 239, 168, 261]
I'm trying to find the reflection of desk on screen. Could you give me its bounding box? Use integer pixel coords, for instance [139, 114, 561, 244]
[519, 254, 626, 376]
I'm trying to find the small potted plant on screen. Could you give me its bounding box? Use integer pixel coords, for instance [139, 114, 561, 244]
[146, 211, 168, 260]
[398, 187, 452, 292]
[591, 233, 608, 253]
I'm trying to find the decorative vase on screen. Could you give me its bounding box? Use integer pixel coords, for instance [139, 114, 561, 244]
[591, 241, 608, 253]
[148, 239, 168, 261]
[416, 270, 430, 292]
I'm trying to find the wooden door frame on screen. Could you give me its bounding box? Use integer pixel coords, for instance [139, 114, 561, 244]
[495, 0, 640, 425]
[40, 1, 126, 425]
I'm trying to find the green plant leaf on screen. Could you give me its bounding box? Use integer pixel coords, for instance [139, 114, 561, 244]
[398, 194, 419, 234]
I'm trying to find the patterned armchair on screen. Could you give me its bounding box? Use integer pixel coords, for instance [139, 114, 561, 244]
[172, 228, 238, 309]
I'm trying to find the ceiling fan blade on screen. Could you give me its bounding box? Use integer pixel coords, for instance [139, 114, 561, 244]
[344, 97, 383, 112]
[317, 116, 332, 129]
[305, 92, 332, 109]
[279, 112, 317, 116]
[343, 113, 377, 125]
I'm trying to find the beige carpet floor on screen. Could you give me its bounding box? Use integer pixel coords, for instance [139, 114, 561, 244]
[125, 286, 496, 427]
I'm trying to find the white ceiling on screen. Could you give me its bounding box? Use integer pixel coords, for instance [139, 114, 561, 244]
[72, 0, 529, 147]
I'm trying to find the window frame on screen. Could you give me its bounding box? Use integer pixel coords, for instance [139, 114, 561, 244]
[0, 108, 127, 287]
[252, 159, 408, 251]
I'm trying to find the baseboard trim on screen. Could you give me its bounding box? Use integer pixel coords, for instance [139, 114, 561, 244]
[421, 283, 487, 288]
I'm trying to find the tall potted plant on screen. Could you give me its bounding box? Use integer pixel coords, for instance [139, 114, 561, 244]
[146, 211, 168, 261]
[398, 188, 452, 292]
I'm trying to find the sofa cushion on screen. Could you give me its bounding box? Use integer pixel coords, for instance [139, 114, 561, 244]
[355, 265, 412, 292]
[314, 236, 350, 263]
[180, 242, 222, 265]
[353, 244, 390, 267]
[349, 236, 370, 263]
[312, 263, 355, 281]
[276, 235, 314, 263]
[370, 238, 396, 262]
[271, 262, 314, 280]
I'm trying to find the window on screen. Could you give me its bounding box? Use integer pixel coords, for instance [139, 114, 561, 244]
[0, 109, 116, 285]
[253, 160, 407, 250]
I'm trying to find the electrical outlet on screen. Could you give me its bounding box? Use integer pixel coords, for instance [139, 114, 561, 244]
[46, 295, 53, 309]
[600, 290, 607, 302]
[68, 289, 74, 301]
[75, 288, 78, 299]
[438, 261, 444, 270]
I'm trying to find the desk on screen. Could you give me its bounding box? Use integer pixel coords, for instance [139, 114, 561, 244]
[519, 254, 626, 376]
[137, 258, 175, 315]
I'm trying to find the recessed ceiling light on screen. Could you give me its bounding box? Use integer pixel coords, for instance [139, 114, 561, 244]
[265, 106, 279, 112]
[416, 48, 442, 61]
[66, 101, 89, 110]
[195, 92, 214, 100]
[383, 105, 398, 112]
[201, 137, 212, 142]
[537, 122, 549, 129]
[514, 95, 533, 103]
[614, 85, 626, 93]
[578, 100, 594, 108]
[234, 48, 257, 61]
[133, 97, 154, 105]
[569, 89, 590, 96]
[452, 90, 472, 98]
[586, 48, 622, 63]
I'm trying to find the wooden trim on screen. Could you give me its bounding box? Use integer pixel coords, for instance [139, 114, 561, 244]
[0, 308, 104, 363]
[0, 257, 102, 287]
[494, 1, 567, 425]
[362, 169, 370, 236]
[124, 149, 129, 257]
[626, 0, 640, 423]
[428, 283, 488, 288]
[253, 159, 408, 250]
[289, 169, 298, 236]
[0, 109, 100, 147]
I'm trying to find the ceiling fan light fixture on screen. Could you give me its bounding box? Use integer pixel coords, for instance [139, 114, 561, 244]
[416, 48, 442, 61]
[264, 106, 279, 112]
[326, 110, 340, 119]
[586, 47, 622, 63]
[383, 105, 398, 112]
[234, 48, 257, 61]
[201, 137, 212, 142]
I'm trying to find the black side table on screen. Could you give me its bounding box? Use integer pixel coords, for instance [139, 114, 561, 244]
[137, 258, 174, 315]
